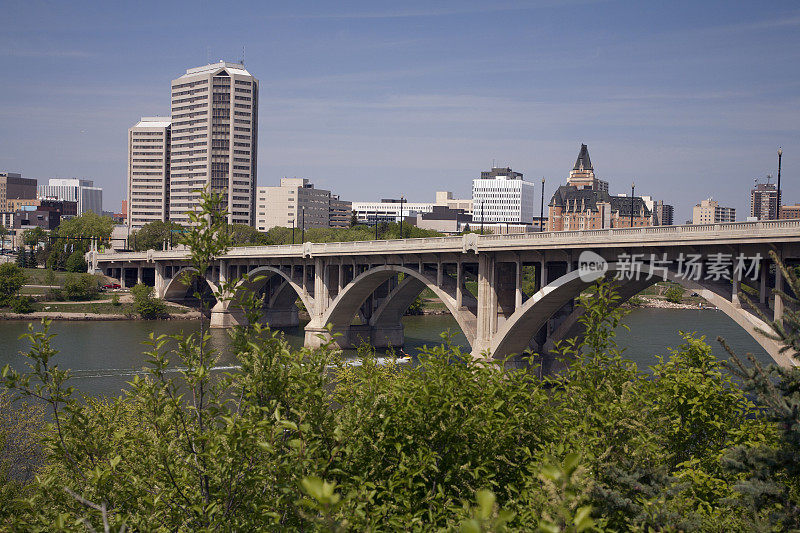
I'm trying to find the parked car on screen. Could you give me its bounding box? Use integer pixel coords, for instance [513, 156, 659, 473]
[101, 283, 121, 290]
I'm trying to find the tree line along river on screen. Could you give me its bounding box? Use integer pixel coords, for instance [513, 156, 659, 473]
[0, 308, 772, 398]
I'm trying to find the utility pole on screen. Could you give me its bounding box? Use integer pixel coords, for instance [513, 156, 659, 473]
[630, 182, 636, 228]
[777, 147, 783, 219]
[399, 196, 405, 238]
[540, 177, 545, 231]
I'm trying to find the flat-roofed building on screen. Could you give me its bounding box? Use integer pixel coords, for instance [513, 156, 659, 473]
[751, 181, 778, 220]
[256, 178, 332, 232]
[472, 167, 536, 224]
[330, 195, 352, 228]
[38, 178, 102, 215]
[781, 204, 800, 219]
[128, 117, 171, 231]
[0, 172, 37, 212]
[692, 198, 736, 224]
[168, 61, 258, 226]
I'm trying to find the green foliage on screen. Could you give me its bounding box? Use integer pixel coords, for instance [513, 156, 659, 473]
[11, 296, 35, 314]
[0, 263, 27, 307]
[229, 223, 268, 246]
[16, 248, 27, 268]
[47, 212, 113, 271]
[260, 222, 442, 245]
[64, 250, 87, 272]
[110, 293, 120, 306]
[130, 220, 183, 251]
[664, 285, 685, 303]
[62, 273, 99, 301]
[130, 283, 169, 319]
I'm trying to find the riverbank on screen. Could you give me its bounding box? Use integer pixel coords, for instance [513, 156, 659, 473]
[0, 309, 203, 321]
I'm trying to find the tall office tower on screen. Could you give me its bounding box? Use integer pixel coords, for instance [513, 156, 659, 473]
[169, 61, 258, 226]
[0, 172, 37, 212]
[127, 117, 171, 231]
[750, 181, 778, 220]
[38, 178, 102, 215]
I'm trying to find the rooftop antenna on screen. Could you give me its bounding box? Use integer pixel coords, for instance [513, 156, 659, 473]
[766, 173, 773, 185]
[241, 46, 246, 65]
[492, 158, 495, 168]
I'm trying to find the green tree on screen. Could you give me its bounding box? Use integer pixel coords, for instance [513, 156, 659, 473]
[130, 283, 169, 319]
[48, 212, 113, 270]
[64, 250, 87, 272]
[129, 221, 183, 251]
[0, 225, 7, 251]
[0, 263, 27, 307]
[229, 223, 267, 246]
[63, 273, 99, 301]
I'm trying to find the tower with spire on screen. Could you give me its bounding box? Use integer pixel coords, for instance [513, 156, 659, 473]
[566, 144, 608, 193]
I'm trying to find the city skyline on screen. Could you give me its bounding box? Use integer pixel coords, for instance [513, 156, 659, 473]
[2, 0, 799, 223]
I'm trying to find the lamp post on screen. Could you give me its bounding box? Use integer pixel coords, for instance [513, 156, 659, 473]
[399, 196, 405, 238]
[630, 182, 635, 228]
[480, 200, 484, 235]
[777, 147, 783, 219]
[375, 216, 379, 240]
[301, 206, 305, 243]
[540, 177, 545, 232]
[291, 218, 295, 244]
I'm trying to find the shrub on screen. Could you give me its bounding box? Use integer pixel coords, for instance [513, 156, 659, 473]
[0, 263, 27, 307]
[110, 293, 120, 306]
[11, 296, 34, 314]
[130, 283, 169, 319]
[63, 273, 99, 301]
[45, 288, 64, 302]
[664, 285, 684, 303]
[65, 251, 87, 273]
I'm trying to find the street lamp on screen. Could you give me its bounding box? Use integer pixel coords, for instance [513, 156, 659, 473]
[291, 218, 295, 244]
[301, 206, 305, 243]
[399, 196, 405, 238]
[630, 182, 636, 228]
[777, 147, 783, 219]
[540, 177, 545, 232]
[480, 200, 485, 235]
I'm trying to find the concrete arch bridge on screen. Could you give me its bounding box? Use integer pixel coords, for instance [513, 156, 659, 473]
[89, 221, 800, 367]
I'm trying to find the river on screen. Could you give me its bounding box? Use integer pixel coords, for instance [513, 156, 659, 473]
[0, 308, 774, 398]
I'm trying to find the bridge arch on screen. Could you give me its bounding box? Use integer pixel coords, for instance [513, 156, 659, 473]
[230, 265, 315, 318]
[162, 267, 219, 304]
[317, 265, 476, 348]
[488, 263, 793, 367]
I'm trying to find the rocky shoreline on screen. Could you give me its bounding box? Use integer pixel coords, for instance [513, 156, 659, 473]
[0, 310, 202, 321]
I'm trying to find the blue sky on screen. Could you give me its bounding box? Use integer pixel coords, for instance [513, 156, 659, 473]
[1, 0, 798, 222]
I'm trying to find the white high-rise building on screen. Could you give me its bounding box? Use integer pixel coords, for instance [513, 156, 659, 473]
[472, 167, 535, 224]
[127, 117, 171, 231]
[38, 178, 102, 215]
[168, 61, 258, 226]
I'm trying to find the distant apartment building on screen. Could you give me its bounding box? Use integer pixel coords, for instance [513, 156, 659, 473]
[329, 195, 352, 228]
[38, 178, 102, 215]
[127, 117, 171, 231]
[641, 196, 674, 226]
[750, 181, 778, 220]
[168, 61, 258, 226]
[547, 145, 654, 231]
[256, 178, 332, 232]
[7, 198, 77, 219]
[472, 167, 536, 224]
[781, 204, 800, 219]
[0, 172, 37, 212]
[692, 198, 736, 224]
